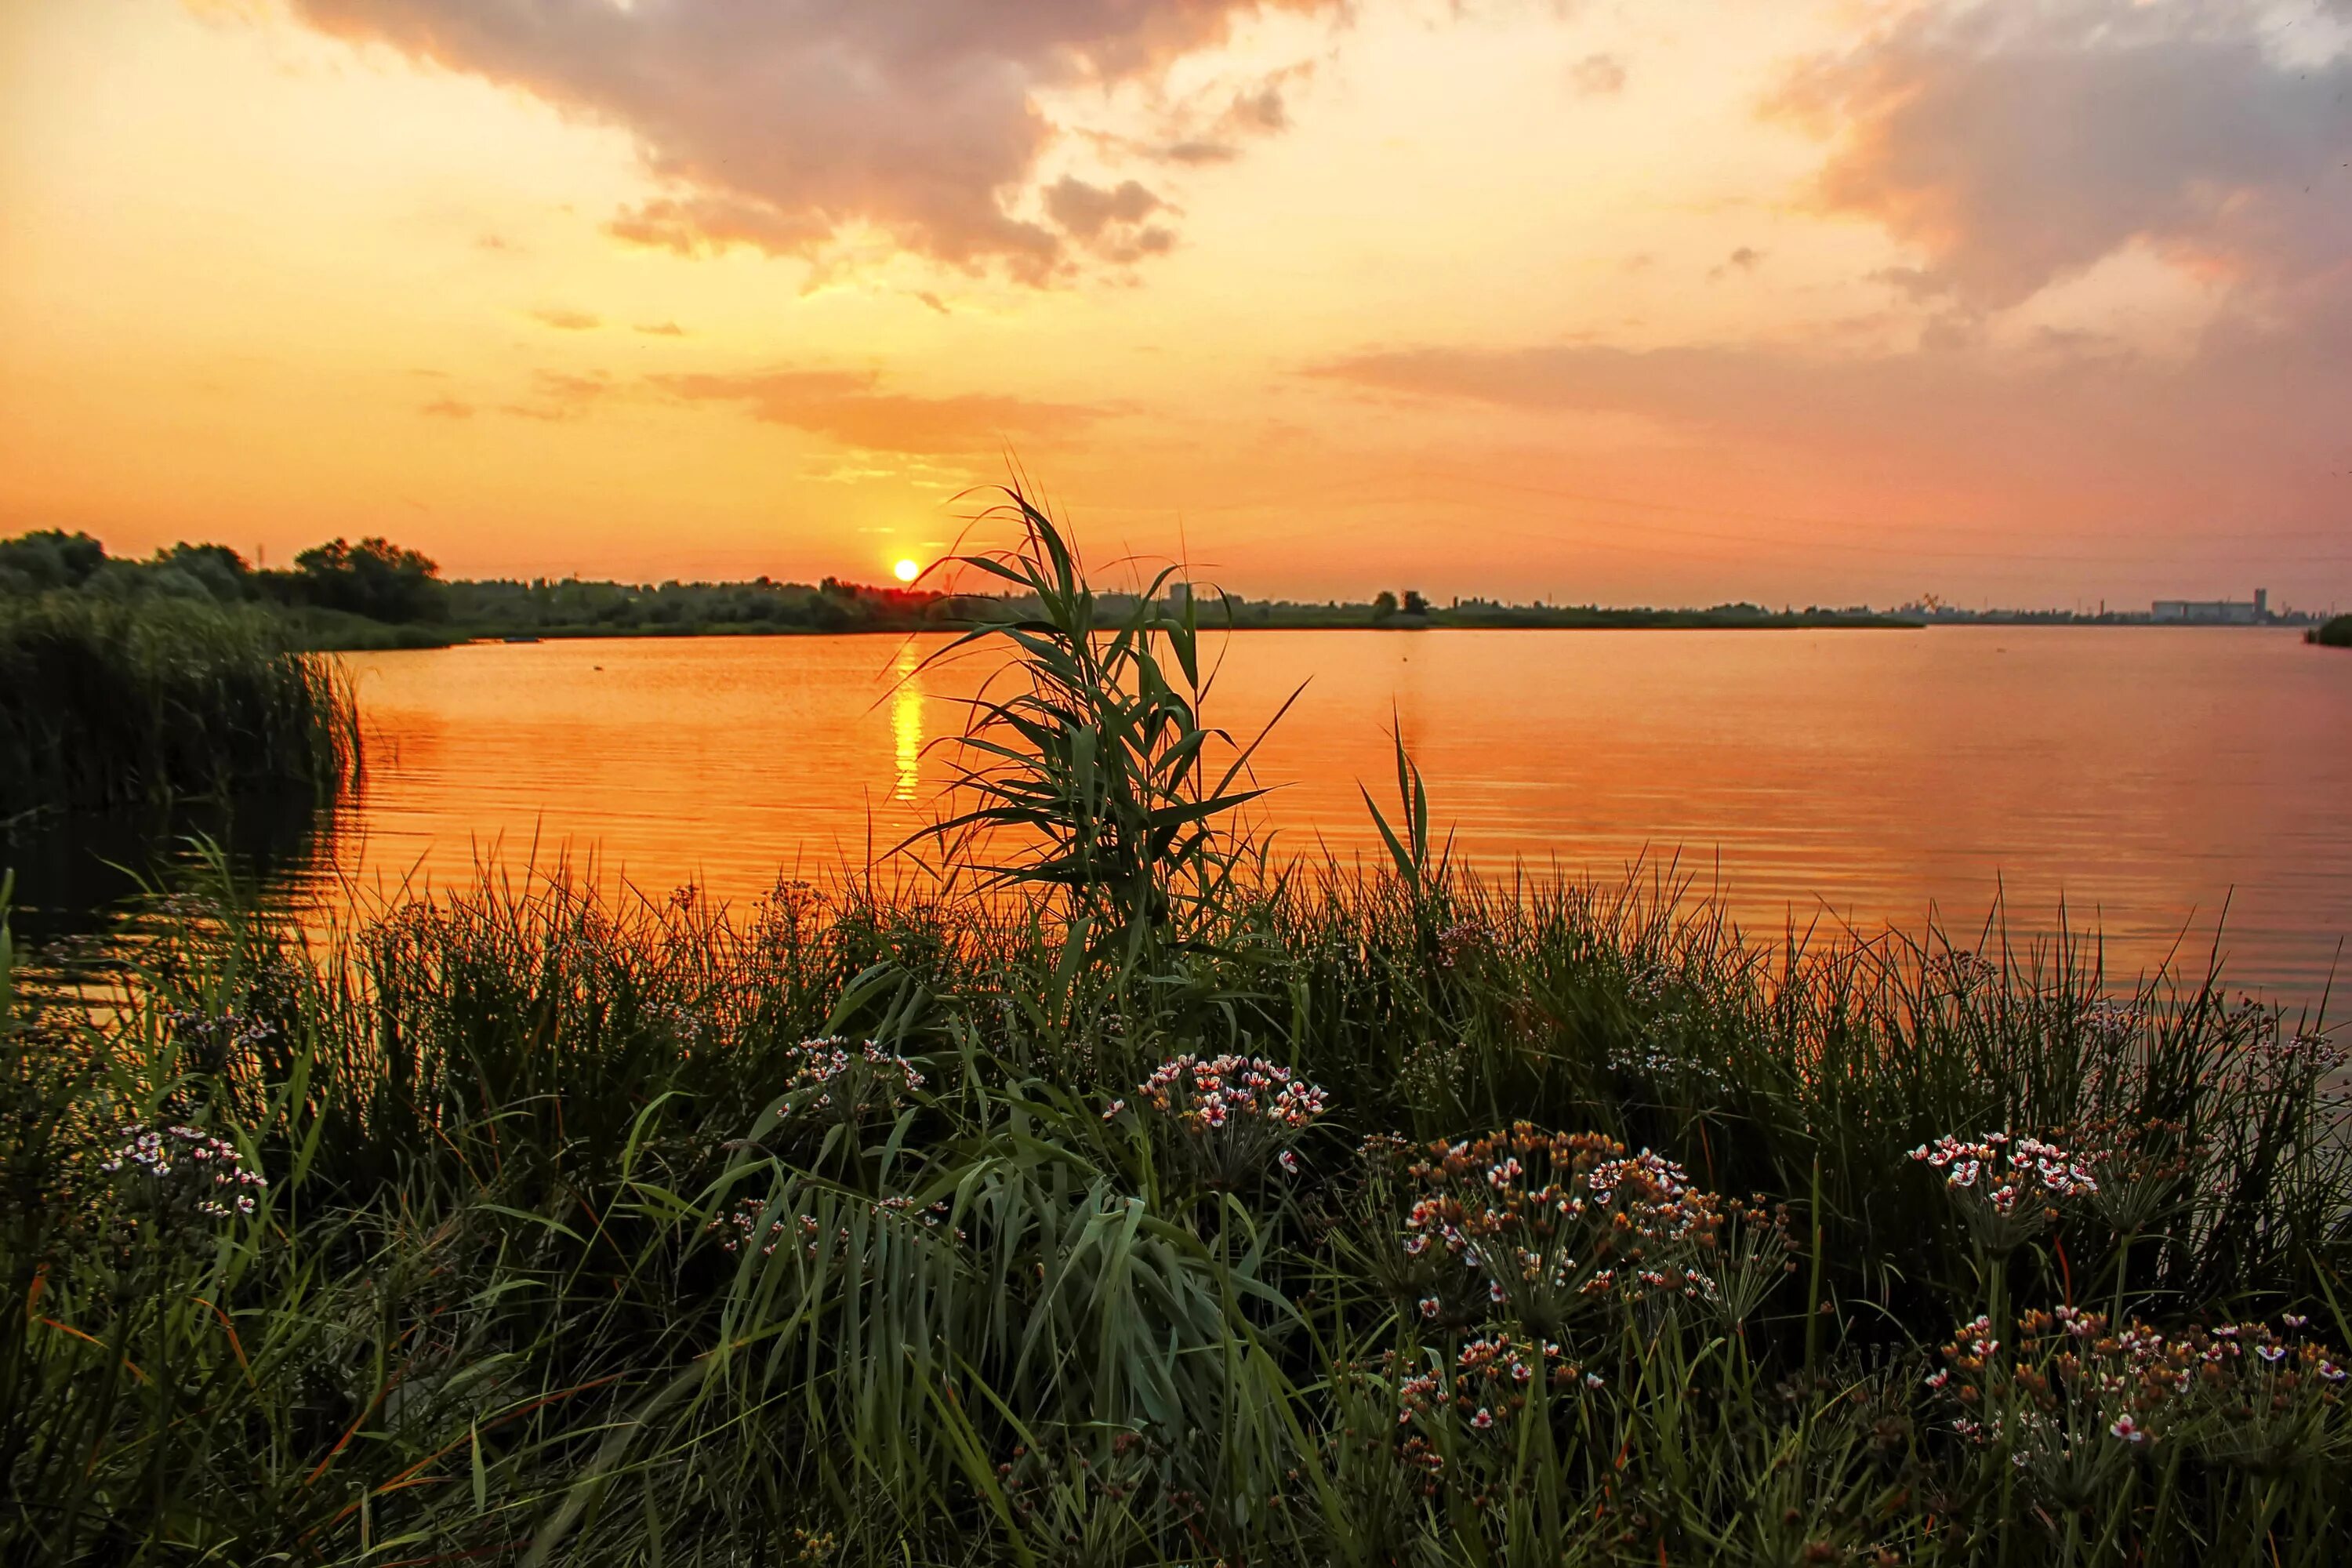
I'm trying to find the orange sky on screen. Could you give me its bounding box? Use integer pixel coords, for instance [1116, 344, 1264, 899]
[2, 0, 2347, 610]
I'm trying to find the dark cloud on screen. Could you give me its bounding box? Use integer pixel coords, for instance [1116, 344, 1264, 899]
[284, 0, 1337, 278]
[1567, 53, 1626, 96]
[1773, 1, 2352, 310]
[652, 368, 1103, 455]
[527, 307, 601, 331]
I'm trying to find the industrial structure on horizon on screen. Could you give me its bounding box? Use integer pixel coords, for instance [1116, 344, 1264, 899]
[2151, 589, 2268, 625]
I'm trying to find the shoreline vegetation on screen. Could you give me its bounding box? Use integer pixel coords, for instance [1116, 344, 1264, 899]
[2310, 615, 2352, 648]
[5, 527, 2324, 655]
[0, 593, 361, 823]
[4, 492, 2347, 1563]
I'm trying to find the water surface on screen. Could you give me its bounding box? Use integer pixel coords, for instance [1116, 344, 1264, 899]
[16, 627, 2351, 1004]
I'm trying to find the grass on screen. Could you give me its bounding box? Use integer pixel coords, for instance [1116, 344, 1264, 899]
[2311, 616, 2351, 648]
[2, 493, 2347, 1564]
[0, 593, 361, 820]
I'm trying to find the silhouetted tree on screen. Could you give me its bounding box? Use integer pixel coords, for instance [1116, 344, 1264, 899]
[1371, 590, 1399, 622]
[0, 529, 107, 593]
[1401, 590, 1429, 616]
[291, 536, 449, 622]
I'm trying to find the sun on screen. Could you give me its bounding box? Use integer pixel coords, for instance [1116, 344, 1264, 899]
[892, 557, 920, 583]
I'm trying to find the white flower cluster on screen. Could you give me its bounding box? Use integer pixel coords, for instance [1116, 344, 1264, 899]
[779, 1037, 925, 1122]
[1909, 1131, 2098, 1237]
[1116, 1054, 1327, 1185]
[100, 1123, 267, 1218]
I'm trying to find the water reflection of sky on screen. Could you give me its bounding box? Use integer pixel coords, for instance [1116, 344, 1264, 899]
[11, 627, 2347, 1007]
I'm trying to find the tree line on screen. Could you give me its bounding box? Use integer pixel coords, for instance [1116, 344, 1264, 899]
[0, 529, 963, 637]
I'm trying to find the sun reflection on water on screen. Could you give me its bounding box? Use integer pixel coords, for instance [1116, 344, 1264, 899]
[891, 641, 923, 804]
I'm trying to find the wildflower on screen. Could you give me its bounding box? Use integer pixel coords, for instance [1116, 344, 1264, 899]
[1131, 1054, 1327, 1185]
[1278, 1149, 1301, 1176]
[2110, 1415, 2146, 1444]
[1470, 1408, 1494, 1430]
[1102, 1099, 1126, 1121]
[99, 1123, 267, 1220]
[1584, 1372, 1605, 1388]
[778, 1038, 924, 1124]
[1908, 1131, 2097, 1250]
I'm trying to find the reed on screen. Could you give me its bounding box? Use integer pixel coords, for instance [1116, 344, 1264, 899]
[2, 499, 2346, 1564]
[0, 593, 361, 819]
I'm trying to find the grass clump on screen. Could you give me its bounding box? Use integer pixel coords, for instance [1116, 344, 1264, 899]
[0, 593, 359, 819]
[2311, 615, 2351, 648]
[2, 494, 2348, 1564]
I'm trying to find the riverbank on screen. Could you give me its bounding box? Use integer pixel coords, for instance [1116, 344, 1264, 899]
[5, 496, 2345, 1564]
[5, 851, 2343, 1563]
[0, 594, 360, 820]
[2313, 615, 2352, 648]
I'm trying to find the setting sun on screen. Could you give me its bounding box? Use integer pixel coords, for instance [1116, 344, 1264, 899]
[892, 558, 920, 583]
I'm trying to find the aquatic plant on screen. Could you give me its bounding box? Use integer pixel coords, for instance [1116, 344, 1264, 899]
[0, 592, 359, 817]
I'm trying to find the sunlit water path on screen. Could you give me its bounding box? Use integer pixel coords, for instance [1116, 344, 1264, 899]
[16, 626, 2352, 1006]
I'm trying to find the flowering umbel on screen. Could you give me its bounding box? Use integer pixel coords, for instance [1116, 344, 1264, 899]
[1404, 1125, 1728, 1334]
[1907, 1132, 2097, 1251]
[776, 1037, 925, 1125]
[1115, 1053, 1327, 1188]
[99, 1123, 267, 1220]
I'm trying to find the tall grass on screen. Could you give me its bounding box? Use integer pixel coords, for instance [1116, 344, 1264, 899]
[0, 593, 360, 820]
[2, 497, 2347, 1564]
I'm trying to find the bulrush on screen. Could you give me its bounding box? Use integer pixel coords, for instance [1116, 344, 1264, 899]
[1116, 1052, 1327, 1188]
[1907, 1131, 2098, 1251]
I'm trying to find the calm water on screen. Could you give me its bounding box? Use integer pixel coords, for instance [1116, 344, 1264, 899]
[15, 628, 2352, 1003]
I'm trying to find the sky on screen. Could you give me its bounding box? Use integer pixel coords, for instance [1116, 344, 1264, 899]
[1, 0, 2347, 611]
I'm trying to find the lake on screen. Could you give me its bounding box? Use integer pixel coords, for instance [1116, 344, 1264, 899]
[13, 626, 2350, 1005]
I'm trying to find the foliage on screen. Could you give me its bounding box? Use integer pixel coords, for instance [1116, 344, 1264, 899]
[916, 486, 1292, 976]
[289, 535, 449, 623]
[2314, 615, 2352, 648]
[2, 501, 2348, 1563]
[0, 593, 361, 818]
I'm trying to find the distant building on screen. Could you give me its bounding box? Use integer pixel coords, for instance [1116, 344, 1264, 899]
[2151, 590, 2267, 625]
[1167, 581, 1192, 612]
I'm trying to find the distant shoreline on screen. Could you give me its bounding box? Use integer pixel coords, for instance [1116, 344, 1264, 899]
[310, 615, 2336, 653]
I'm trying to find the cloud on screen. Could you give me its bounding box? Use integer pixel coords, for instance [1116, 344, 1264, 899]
[652, 368, 1104, 455]
[1772, 1, 2352, 310]
[418, 397, 473, 418]
[633, 321, 688, 336]
[527, 307, 601, 331]
[1567, 53, 1626, 96]
[1709, 245, 1764, 279]
[281, 0, 1338, 278]
[1043, 176, 1163, 238]
[1311, 308, 2352, 524]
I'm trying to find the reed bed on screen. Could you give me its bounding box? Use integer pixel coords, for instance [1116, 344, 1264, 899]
[3, 495, 2347, 1564]
[0, 593, 360, 819]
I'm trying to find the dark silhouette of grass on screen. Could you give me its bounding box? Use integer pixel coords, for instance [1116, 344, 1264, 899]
[0, 594, 359, 819]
